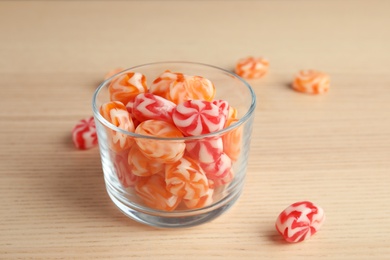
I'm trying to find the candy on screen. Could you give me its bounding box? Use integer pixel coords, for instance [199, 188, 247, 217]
[104, 68, 124, 80]
[165, 155, 209, 200]
[108, 72, 148, 104]
[183, 181, 214, 209]
[135, 120, 185, 163]
[213, 169, 234, 187]
[112, 151, 138, 187]
[186, 137, 223, 164]
[235, 56, 269, 79]
[173, 100, 226, 136]
[222, 118, 242, 162]
[135, 174, 181, 211]
[132, 93, 176, 123]
[292, 70, 330, 94]
[275, 201, 325, 243]
[201, 153, 232, 182]
[149, 70, 184, 99]
[186, 75, 215, 102]
[127, 145, 164, 177]
[99, 101, 135, 152]
[72, 116, 98, 150]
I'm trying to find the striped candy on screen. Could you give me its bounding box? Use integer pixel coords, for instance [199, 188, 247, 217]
[150, 70, 184, 99]
[222, 118, 242, 162]
[108, 72, 148, 105]
[201, 153, 232, 182]
[99, 101, 135, 152]
[183, 181, 214, 209]
[186, 137, 223, 164]
[127, 145, 164, 177]
[235, 56, 269, 79]
[292, 70, 330, 94]
[72, 116, 98, 150]
[275, 201, 325, 243]
[173, 100, 226, 136]
[112, 151, 138, 187]
[165, 155, 209, 200]
[135, 174, 181, 211]
[132, 93, 176, 123]
[135, 120, 185, 163]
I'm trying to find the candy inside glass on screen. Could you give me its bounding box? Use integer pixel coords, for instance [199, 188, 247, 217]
[92, 62, 256, 228]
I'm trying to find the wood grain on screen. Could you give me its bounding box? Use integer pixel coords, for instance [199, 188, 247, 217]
[1, 1, 389, 259]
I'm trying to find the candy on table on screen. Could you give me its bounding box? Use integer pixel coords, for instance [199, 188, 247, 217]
[292, 70, 330, 94]
[149, 70, 185, 99]
[201, 153, 232, 182]
[108, 72, 148, 105]
[104, 67, 125, 80]
[173, 100, 226, 136]
[135, 174, 181, 211]
[235, 56, 269, 79]
[165, 155, 209, 200]
[72, 116, 98, 150]
[132, 93, 176, 124]
[222, 118, 242, 162]
[183, 180, 215, 209]
[135, 119, 185, 163]
[275, 201, 325, 243]
[112, 151, 138, 187]
[185, 75, 216, 102]
[186, 137, 223, 164]
[99, 101, 135, 152]
[127, 145, 164, 177]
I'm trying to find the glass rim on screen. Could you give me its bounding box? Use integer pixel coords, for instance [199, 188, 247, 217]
[92, 61, 256, 141]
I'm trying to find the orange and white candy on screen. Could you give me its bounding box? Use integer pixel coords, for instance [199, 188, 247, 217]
[184, 181, 214, 209]
[185, 75, 215, 102]
[127, 145, 164, 177]
[135, 174, 181, 211]
[108, 72, 148, 105]
[292, 70, 330, 94]
[150, 70, 184, 99]
[165, 155, 209, 200]
[222, 118, 242, 162]
[135, 120, 185, 163]
[99, 101, 135, 152]
[235, 56, 269, 79]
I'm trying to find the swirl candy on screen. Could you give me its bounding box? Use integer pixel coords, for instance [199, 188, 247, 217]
[184, 181, 214, 209]
[275, 201, 325, 243]
[132, 93, 176, 123]
[127, 145, 164, 177]
[235, 56, 269, 79]
[292, 70, 330, 94]
[112, 151, 138, 187]
[72, 116, 98, 150]
[186, 75, 215, 102]
[108, 72, 148, 105]
[173, 100, 226, 136]
[222, 118, 242, 162]
[165, 155, 209, 200]
[99, 101, 135, 152]
[201, 153, 232, 182]
[186, 137, 223, 164]
[135, 120, 185, 163]
[135, 174, 181, 211]
[149, 70, 184, 99]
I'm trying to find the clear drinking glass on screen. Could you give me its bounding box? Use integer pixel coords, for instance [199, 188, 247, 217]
[92, 62, 256, 228]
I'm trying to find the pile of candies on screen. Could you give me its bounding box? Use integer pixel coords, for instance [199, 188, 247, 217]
[98, 70, 242, 211]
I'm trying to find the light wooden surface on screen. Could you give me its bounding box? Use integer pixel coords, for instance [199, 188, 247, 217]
[1, 1, 390, 259]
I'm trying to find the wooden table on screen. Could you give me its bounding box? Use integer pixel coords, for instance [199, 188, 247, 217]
[1, 1, 389, 259]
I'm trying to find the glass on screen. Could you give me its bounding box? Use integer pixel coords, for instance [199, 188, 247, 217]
[92, 62, 256, 228]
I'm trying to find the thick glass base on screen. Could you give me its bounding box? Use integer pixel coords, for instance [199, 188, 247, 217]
[106, 185, 242, 228]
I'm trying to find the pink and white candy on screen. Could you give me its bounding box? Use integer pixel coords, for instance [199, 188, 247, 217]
[132, 93, 176, 123]
[186, 137, 223, 164]
[275, 201, 325, 243]
[72, 116, 98, 150]
[201, 153, 232, 182]
[173, 100, 226, 136]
